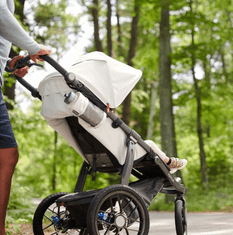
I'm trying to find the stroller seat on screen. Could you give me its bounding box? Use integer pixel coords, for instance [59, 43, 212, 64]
[66, 115, 166, 179]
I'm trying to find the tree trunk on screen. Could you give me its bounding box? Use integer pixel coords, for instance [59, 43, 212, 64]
[159, 0, 182, 203]
[146, 81, 157, 140]
[189, 0, 208, 188]
[122, 0, 140, 125]
[92, 0, 103, 51]
[220, 46, 228, 83]
[159, 0, 177, 158]
[15, 0, 27, 23]
[203, 59, 211, 138]
[107, 0, 112, 57]
[116, 0, 123, 57]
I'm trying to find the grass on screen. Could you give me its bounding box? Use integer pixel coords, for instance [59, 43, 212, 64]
[149, 186, 233, 212]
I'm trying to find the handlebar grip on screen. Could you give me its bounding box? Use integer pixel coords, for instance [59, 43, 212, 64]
[16, 55, 31, 69]
[20, 55, 31, 64]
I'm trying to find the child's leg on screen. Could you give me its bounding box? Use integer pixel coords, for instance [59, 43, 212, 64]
[145, 140, 187, 172]
[144, 140, 169, 163]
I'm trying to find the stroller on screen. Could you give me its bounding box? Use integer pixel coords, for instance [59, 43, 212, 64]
[13, 52, 187, 235]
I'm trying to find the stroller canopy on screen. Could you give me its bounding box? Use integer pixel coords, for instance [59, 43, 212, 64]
[37, 52, 146, 165]
[66, 51, 142, 108]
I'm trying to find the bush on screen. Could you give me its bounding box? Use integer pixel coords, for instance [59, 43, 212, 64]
[6, 180, 37, 226]
[149, 185, 233, 212]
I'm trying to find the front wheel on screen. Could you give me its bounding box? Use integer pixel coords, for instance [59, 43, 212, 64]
[175, 199, 187, 235]
[86, 185, 150, 235]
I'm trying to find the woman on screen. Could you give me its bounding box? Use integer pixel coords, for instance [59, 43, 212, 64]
[0, 0, 50, 233]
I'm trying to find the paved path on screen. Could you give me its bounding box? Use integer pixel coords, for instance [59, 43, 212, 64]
[149, 211, 233, 235]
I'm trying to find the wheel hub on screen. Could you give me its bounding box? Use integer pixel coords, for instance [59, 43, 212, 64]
[115, 214, 126, 228]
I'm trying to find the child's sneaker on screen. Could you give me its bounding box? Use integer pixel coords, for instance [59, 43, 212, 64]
[168, 157, 187, 174]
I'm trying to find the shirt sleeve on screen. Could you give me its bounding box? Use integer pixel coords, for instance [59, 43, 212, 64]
[0, 0, 41, 55]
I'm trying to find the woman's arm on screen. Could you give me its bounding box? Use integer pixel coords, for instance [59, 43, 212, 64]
[0, 0, 41, 55]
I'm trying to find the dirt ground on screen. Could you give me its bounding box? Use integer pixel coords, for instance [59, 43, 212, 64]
[6, 224, 33, 235]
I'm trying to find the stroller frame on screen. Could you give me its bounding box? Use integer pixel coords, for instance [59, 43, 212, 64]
[15, 55, 187, 235]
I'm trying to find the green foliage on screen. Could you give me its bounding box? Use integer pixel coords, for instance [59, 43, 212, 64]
[6, 181, 36, 225]
[30, 0, 79, 55]
[4, 1, 233, 226]
[150, 186, 233, 212]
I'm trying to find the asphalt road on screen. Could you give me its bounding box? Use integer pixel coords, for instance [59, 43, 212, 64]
[149, 211, 233, 235]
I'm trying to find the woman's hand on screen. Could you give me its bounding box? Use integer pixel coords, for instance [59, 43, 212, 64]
[9, 55, 28, 77]
[30, 44, 51, 63]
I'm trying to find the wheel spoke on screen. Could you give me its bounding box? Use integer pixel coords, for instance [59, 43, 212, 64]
[128, 204, 138, 219]
[103, 225, 112, 235]
[43, 222, 54, 231]
[49, 232, 58, 235]
[115, 228, 121, 235]
[124, 227, 130, 235]
[79, 228, 88, 235]
[116, 194, 123, 212]
[127, 228, 141, 233]
[128, 219, 141, 224]
[44, 214, 53, 223]
[48, 207, 58, 215]
[97, 218, 112, 226]
[122, 198, 133, 211]
[109, 195, 114, 212]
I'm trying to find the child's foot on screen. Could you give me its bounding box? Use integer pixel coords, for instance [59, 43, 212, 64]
[167, 157, 187, 174]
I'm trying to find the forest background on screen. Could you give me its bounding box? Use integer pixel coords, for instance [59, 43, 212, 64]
[3, 0, 233, 229]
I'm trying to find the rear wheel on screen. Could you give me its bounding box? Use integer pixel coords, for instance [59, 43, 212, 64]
[86, 185, 150, 235]
[33, 192, 88, 235]
[175, 199, 187, 235]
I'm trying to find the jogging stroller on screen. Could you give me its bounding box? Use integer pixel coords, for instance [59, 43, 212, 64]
[13, 52, 187, 235]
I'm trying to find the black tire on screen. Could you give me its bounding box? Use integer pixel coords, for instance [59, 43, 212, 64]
[86, 185, 150, 235]
[175, 199, 187, 235]
[33, 192, 86, 235]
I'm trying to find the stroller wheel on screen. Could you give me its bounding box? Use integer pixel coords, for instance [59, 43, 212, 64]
[86, 185, 150, 235]
[175, 199, 187, 235]
[33, 192, 87, 235]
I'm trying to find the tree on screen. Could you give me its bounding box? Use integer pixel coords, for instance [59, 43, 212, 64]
[106, 0, 113, 56]
[122, 0, 140, 125]
[91, 0, 103, 51]
[159, 0, 178, 159]
[189, 0, 208, 187]
[146, 81, 158, 140]
[116, 0, 123, 57]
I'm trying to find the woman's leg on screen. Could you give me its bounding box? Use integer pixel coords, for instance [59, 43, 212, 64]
[0, 147, 18, 235]
[0, 89, 18, 234]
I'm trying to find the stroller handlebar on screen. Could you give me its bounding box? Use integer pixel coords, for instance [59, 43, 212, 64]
[13, 54, 73, 99]
[39, 55, 79, 85]
[39, 55, 69, 78]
